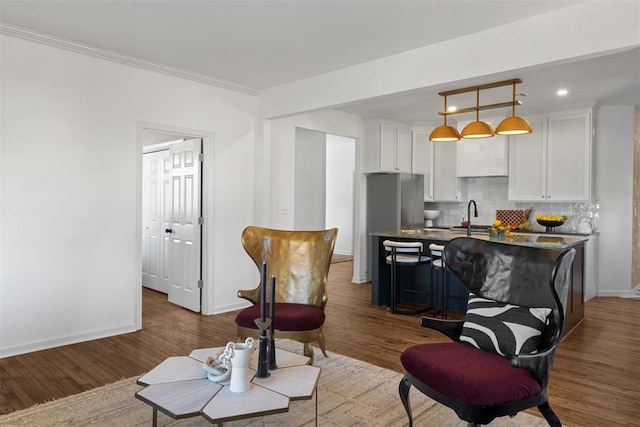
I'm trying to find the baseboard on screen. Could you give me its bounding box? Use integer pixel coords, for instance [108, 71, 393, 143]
[351, 274, 369, 284]
[0, 323, 138, 358]
[333, 250, 353, 256]
[597, 289, 640, 299]
[211, 301, 251, 315]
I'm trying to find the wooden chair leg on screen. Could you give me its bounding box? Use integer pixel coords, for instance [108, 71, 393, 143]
[538, 401, 562, 427]
[316, 333, 329, 358]
[399, 377, 413, 427]
[303, 342, 315, 364]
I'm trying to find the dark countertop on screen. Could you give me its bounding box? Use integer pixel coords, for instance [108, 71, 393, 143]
[370, 229, 588, 249]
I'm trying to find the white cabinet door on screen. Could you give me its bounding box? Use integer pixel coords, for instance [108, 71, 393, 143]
[380, 123, 398, 172]
[412, 129, 433, 201]
[396, 127, 413, 173]
[433, 142, 459, 201]
[363, 117, 412, 173]
[547, 111, 591, 201]
[508, 118, 547, 201]
[584, 234, 598, 302]
[508, 109, 592, 202]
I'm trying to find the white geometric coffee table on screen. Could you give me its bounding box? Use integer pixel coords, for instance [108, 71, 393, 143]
[136, 345, 320, 426]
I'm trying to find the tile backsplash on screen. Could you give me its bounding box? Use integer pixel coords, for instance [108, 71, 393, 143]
[424, 176, 599, 233]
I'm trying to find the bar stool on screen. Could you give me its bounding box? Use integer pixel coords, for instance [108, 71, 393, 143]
[429, 243, 448, 319]
[383, 240, 431, 315]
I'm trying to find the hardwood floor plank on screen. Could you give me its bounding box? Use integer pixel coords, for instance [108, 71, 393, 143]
[0, 260, 638, 427]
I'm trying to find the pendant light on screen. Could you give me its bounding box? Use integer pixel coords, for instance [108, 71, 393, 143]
[429, 95, 461, 142]
[495, 82, 533, 135]
[461, 89, 494, 139]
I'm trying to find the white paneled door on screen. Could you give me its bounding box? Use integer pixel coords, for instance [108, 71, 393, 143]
[167, 138, 203, 312]
[142, 149, 169, 291]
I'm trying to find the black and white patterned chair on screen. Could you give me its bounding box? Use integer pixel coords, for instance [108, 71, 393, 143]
[399, 237, 576, 427]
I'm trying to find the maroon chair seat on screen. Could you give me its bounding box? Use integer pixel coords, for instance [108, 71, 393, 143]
[401, 342, 541, 406]
[235, 303, 325, 332]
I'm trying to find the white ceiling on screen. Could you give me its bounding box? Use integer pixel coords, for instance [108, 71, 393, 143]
[1, 0, 638, 122]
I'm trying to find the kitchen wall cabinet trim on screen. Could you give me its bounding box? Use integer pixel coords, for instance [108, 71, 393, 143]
[508, 108, 593, 202]
[363, 117, 412, 173]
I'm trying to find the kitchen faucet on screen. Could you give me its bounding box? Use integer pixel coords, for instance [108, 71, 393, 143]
[467, 200, 478, 236]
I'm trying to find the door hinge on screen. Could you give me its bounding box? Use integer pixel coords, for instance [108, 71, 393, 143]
[197, 279, 203, 289]
[198, 152, 204, 162]
[198, 217, 204, 225]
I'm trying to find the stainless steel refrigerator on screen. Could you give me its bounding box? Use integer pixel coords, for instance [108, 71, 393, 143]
[366, 173, 424, 274]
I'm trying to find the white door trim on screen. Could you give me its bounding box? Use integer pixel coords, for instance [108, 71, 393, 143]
[136, 122, 215, 328]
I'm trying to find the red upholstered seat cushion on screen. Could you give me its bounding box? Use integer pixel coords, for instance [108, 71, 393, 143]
[235, 303, 325, 331]
[400, 342, 542, 406]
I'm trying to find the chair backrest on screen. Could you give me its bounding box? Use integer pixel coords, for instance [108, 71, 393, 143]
[444, 237, 575, 348]
[428, 243, 444, 258]
[240, 226, 338, 308]
[383, 240, 423, 254]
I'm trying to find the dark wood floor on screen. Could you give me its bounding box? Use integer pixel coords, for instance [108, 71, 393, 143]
[1, 260, 639, 427]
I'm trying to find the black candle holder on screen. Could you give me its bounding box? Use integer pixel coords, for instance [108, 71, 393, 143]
[254, 317, 271, 378]
[268, 275, 277, 370]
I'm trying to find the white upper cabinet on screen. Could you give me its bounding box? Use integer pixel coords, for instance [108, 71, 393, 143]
[546, 111, 592, 201]
[507, 116, 547, 201]
[363, 117, 412, 173]
[412, 125, 458, 201]
[412, 126, 434, 201]
[456, 117, 509, 177]
[508, 109, 592, 201]
[433, 142, 459, 201]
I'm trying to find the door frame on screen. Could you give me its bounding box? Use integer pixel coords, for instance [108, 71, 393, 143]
[136, 122, 215, 327]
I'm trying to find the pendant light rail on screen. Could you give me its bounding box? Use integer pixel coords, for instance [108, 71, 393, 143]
[437, 78, 523, 116]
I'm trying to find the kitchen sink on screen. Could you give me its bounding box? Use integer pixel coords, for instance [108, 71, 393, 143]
[449, 225, 491, 234]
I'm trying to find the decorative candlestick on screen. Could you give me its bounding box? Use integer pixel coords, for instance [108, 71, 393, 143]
[260, 262, 267, 322]
[268, 275, 277, 370]
[255, 262, 270, 378]
[254, 318, 271, 378]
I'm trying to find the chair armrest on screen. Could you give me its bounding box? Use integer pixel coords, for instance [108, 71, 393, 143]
[419, 317, 464, 341]
[510, 346, 556, 385]
[237, 288, 260, 304]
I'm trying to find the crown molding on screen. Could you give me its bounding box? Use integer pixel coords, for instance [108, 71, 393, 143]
[0, 23, 260, 96]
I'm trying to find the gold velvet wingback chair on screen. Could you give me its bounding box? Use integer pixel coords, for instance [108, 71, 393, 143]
[235, 226, 338, 359]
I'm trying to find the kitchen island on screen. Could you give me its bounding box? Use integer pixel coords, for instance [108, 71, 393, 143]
[370, 229, 589, 338]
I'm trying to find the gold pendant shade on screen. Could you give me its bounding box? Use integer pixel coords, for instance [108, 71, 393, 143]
[429, 95, 461, 142]
[461, 89, 494, 139]
[430, 79, 532, 142]
[495, 82, 533, 135]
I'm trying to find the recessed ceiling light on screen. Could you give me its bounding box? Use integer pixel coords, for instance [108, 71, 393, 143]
[557, 89, 568, 96]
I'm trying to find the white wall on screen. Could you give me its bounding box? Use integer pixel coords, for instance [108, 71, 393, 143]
[294, 128, 326, 230]
[0, 35, 258, 357]
[265, 109, 366, 281]
[595, 106, 635, 294]
[326, 135, 355, 255]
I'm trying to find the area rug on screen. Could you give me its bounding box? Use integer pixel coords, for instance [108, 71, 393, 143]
[0, 341, 551, 426]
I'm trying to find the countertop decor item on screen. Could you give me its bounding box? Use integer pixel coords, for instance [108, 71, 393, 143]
[424, 210, 440, 228]
[488, 220, 512, 238]
[536, 215, 567, 232]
